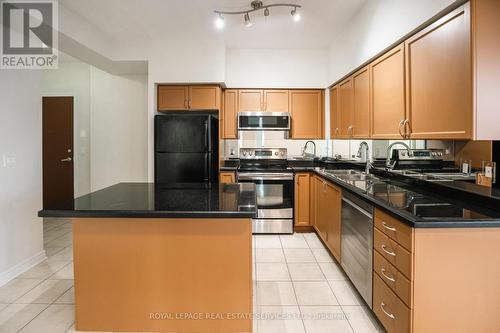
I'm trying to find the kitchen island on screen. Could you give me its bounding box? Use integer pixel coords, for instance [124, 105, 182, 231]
[39, 182, 257, 333]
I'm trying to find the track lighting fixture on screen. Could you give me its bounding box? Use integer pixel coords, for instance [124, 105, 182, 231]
[214, 1, 302, 29]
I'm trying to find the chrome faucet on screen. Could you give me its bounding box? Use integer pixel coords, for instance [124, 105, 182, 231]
[357, 141, 372, 174]
[386, 142, 412, 169]
[303, 141, 316, 157]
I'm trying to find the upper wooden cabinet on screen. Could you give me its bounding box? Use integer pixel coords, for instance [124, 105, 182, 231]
[370, 44, 406, 139]
[158, 85, 221, 111]
[338, 78, 354, 138]
[352, 67, 370, 138]
[289, 90, 324, 139]
[238, 90, 263, 111]
[405, 4, 472, 139]
[222, 90, 238, 139]
[264, 90, 289, 112]
[329, 86, 340, 139]
[158, 86, 189, 110]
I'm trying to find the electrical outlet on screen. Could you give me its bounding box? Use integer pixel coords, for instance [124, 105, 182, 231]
[2, 155, 16, 167]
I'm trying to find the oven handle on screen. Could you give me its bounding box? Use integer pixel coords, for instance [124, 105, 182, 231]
[237, 173, 294, 181]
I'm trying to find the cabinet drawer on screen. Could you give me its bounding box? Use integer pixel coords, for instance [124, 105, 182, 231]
[374, 209, 413, 251]
[374, 251, 412, 308]
[373, 273, 411, 333]
[374, 228, 412, 279]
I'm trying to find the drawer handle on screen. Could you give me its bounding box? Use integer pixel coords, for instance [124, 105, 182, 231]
[381, 268, 396, 282]
[382, 221, 397, 232]
[380, 302, 395, 320]
[381, 244, 396, 257]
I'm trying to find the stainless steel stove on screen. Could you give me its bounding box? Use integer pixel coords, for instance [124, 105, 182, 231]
[237, 148, 293, 234]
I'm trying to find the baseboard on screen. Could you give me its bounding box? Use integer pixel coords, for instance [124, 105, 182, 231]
[0, 250, 47, 287]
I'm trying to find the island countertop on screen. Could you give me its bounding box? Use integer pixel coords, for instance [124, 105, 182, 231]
[38, 182, 257, 218]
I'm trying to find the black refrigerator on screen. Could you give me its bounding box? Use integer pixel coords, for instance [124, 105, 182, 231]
[155, 114, 219, 185]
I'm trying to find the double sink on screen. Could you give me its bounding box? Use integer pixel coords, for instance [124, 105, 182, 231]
[322, 169, 380, 182]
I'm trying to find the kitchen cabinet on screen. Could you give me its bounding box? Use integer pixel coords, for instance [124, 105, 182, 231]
[405, 4, 472, 139]
[289, 90, 324, 139]
[222, 90, 238, 139]
[329, 85, 340, 139]
[219, 172, 236, 184]
[338, 78, 354, 138]
[294, 173, 310, 226]
[158, 86, 189, 110]
[324, 181, 341, 261]
[370, 43, 406, 139]
[158, 85, 221, 111]
[352, 66, 370, 138]
[264, 90, 289, 112]
[309, 176, 319, 227]
[238, 90, 263, 111]
[314, 178, 341, 261]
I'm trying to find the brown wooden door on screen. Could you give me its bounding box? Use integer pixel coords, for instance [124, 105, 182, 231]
[238, 90, 263, 111]
[294, 173, 310, 226]
[289, 90, 324, 139]
[329, 86, 341, 139]
[158, 86, 189, 111]
[325, 181, 341, 262]
[263, 90, 289, 112]
[405, 3, 472, 139]
[188, 86, 221, 110]
[42, 97, 74, 210]
[370, 44, 407, 139]
[316, 180, 328, 241]
[339, 78, 354, 138]
[352, 67, 370, 138]
[222, 90, 238, 139]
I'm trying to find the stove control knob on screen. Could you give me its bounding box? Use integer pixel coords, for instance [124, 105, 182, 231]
[249, 152, 253, 156]
[243, 152, 247, 156]
[401, 151, 406, 156]
[274, 152, 279, 156]
[280, 151, 285, 156]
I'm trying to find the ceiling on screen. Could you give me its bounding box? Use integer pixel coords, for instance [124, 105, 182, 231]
[59, 0, 367, 49]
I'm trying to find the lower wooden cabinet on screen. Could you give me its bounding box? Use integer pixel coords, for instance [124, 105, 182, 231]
[219, 172, 236, 184]
[294, 173, 310, 226]
[313, 177, 341, 262]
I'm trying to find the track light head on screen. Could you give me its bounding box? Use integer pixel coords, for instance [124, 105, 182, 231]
[244, 13, 252, 27]
[291, 7, 301, 22]
[214, 13, 225, 29]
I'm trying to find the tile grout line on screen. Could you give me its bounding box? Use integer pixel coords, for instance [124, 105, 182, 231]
[279, 234, 308, 333]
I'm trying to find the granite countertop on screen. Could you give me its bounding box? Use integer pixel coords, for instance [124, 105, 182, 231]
[312, 168, 500, 228]
[38, 183, 257, 219]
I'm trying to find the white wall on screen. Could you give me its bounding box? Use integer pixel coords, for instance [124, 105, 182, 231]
[90, 67, 148, 191]
[225, 49, 328, 88]
[0, 70, 45, 285]
[327, 0, 456, 84]
[42, 62, 92, 197]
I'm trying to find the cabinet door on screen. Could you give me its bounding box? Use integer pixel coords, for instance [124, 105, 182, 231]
[339, 78, 354, 138]
[329, 86, 341, 139]
[294, 173, 310, 226]
[264, 90, 289, 112]
[289, 90, 324, 139]
[188, 86, 221, 110]
[158, 86, 189, 111]
[325, 182, 341, 262]
[370, 44, 406, 139]
[239, 90, 264, 111]
[222, 90, 238, 139]
[219, 172, 235, 184]
[405, 4, 472, 139]
[316, 180, 328, 241]
[352, 67, 370, 138]
[309, 176, 318, 227]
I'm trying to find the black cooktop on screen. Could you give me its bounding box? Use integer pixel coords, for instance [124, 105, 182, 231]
[238, 159, 291, 172]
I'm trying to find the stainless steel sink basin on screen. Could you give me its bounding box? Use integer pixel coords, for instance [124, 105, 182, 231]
[337, 174, 379, 181]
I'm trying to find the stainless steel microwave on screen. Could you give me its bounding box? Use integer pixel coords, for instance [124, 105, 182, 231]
[238, 112, 291, 131]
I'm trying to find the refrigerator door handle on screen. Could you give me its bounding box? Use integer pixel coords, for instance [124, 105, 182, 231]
[204, 155, 210, 183]
[204, 120, 209, 151]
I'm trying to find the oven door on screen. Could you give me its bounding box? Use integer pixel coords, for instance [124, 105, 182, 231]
[238, 112, 290, 131]
[237, 173, 294, 219]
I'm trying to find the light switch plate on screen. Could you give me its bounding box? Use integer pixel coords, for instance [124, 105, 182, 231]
[2, 155, 16, 167]
[485, 166, 493, 178]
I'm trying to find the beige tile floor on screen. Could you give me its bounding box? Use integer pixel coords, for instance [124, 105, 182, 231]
[0, 219, 384, 333]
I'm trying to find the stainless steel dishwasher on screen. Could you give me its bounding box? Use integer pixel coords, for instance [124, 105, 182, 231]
[341, 191, 374, 308]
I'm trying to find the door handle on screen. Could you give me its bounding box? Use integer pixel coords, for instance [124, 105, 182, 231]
[398, 120, 405, 138]
[61, 157, 72, 162]
[403, 119, 410, 139]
